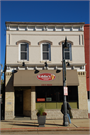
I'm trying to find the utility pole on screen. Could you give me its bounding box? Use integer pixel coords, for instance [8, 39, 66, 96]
[62, 37, 69, 126]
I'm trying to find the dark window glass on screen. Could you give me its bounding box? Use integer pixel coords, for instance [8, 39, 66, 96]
[36, 86, 78, 102]
[65, 52, 70, 59]
[65, 46, 69, 51]
[43, 53, 49, 60]
[67, 86, 78, 102]
[87, 91, 90, 99]
[36, 86, 63, 102]
[43, 44, 49, 51]
[21, 52, 27, 60]
[21, 44, 27, 51]
[63, 43, 72, 60]
[42, 44, 50, 60]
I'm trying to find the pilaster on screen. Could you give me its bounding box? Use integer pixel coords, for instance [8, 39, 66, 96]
[31, 86, 36, 119]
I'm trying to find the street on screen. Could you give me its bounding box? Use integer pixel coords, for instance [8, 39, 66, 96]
[1, 131, 90, 135]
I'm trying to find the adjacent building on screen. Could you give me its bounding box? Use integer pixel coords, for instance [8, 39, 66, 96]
[84, 24, 90, 118]
[5, 22, 88, 120]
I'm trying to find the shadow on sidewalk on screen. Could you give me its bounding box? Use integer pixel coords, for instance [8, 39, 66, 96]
[9, 123, 38, 127]
[18, 121, 63, 126]
[9, 122, 63, 127]
[45, 123, 63, 126]
[1, 120, 15, 122]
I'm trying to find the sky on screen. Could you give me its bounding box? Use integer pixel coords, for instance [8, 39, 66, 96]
[0, 0, 89, 80]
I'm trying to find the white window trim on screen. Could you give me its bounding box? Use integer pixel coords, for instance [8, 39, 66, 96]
[62, 42, 72, 61]
[64, 47, 70, 60]
[41, 43, 51, 61]
[19, 43, 29, 61]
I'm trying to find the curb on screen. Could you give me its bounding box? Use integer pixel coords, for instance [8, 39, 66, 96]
[1, 127, 90, 132]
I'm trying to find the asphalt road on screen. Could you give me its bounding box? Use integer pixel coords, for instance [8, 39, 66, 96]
[1, 131, 90, 135]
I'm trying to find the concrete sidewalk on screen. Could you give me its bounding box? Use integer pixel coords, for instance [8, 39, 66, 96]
[0, 119, 90, 132]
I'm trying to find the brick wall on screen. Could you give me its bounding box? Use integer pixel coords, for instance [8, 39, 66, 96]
[5, 73, 15, 120]
[84, 24, 90, 91]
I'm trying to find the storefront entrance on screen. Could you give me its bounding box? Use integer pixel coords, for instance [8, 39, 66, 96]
[15, 90, 23, 116]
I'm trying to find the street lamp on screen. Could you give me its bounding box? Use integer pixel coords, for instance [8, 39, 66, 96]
[62, 37, 69, 126]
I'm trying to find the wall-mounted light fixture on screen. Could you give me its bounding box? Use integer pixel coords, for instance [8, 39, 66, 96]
[34, 67, 39, 74]
[44, 62, 48, 70]
[66, 62, 70, 66]
[22, 62, 25, 67]
[80, 66, 84, 69]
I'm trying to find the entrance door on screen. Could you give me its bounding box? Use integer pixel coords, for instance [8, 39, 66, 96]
[15, 90, 23, 116]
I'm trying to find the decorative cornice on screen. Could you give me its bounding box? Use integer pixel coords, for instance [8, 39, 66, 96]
[5, 22, 85, 25]
[6, 22, 84, 32]
[6, 63, 85, 67]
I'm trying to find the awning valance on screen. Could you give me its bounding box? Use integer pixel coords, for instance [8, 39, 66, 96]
[13, 70, 79, 86]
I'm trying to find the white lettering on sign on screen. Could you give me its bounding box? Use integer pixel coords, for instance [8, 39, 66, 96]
[37, 73, 56, 81]
[64, 87, 68, 96]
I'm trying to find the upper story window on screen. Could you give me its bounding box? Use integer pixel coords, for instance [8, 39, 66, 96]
[19, 43, 29, 61]
[41, 43, 51, 61]
[63, 42, 72, 61]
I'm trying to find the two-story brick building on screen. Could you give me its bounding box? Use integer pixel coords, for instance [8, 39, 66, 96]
[84, 24, 90, 118]
[5, 22, 88, 120]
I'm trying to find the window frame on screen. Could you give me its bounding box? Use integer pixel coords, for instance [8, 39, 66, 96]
[41, 43, 51, 61]
[62, 42, 72, 61]
[19, 43, 29, 61]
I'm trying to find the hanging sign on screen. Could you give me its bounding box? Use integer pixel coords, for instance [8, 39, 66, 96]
[37, 73, 56, 81]
[64, 87, 68, 96]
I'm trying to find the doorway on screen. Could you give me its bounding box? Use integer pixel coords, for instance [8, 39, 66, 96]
[15, 90, 23, 116]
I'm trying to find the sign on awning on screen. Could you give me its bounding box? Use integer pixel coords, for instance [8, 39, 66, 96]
[14, 70, 79, 86]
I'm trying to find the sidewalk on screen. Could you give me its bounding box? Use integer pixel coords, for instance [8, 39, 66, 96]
[0, 119, 90, 132]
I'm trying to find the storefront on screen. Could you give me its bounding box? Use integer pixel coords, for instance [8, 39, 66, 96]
[13, 69, 80, 119]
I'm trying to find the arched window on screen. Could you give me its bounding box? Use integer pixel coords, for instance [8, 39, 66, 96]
[19, 43, 29, 60]
[62, 42, 72, 61]
[41, 43, 51, 61]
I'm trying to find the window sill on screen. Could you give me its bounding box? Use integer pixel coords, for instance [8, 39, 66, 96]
[17, 60, 29, 63]
[40, 61, 51, 63]
[65, 60, 72, 63]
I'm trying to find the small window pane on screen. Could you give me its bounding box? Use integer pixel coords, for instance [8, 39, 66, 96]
[21, 44, 27, 51]
[65, 44, 70, 51]
[21, 52, 27, 60]
[65, 47, 69, 51]
[43, 44, 49, 51]
[65, 52, 70, 59]
[43, 52, 49, 60]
